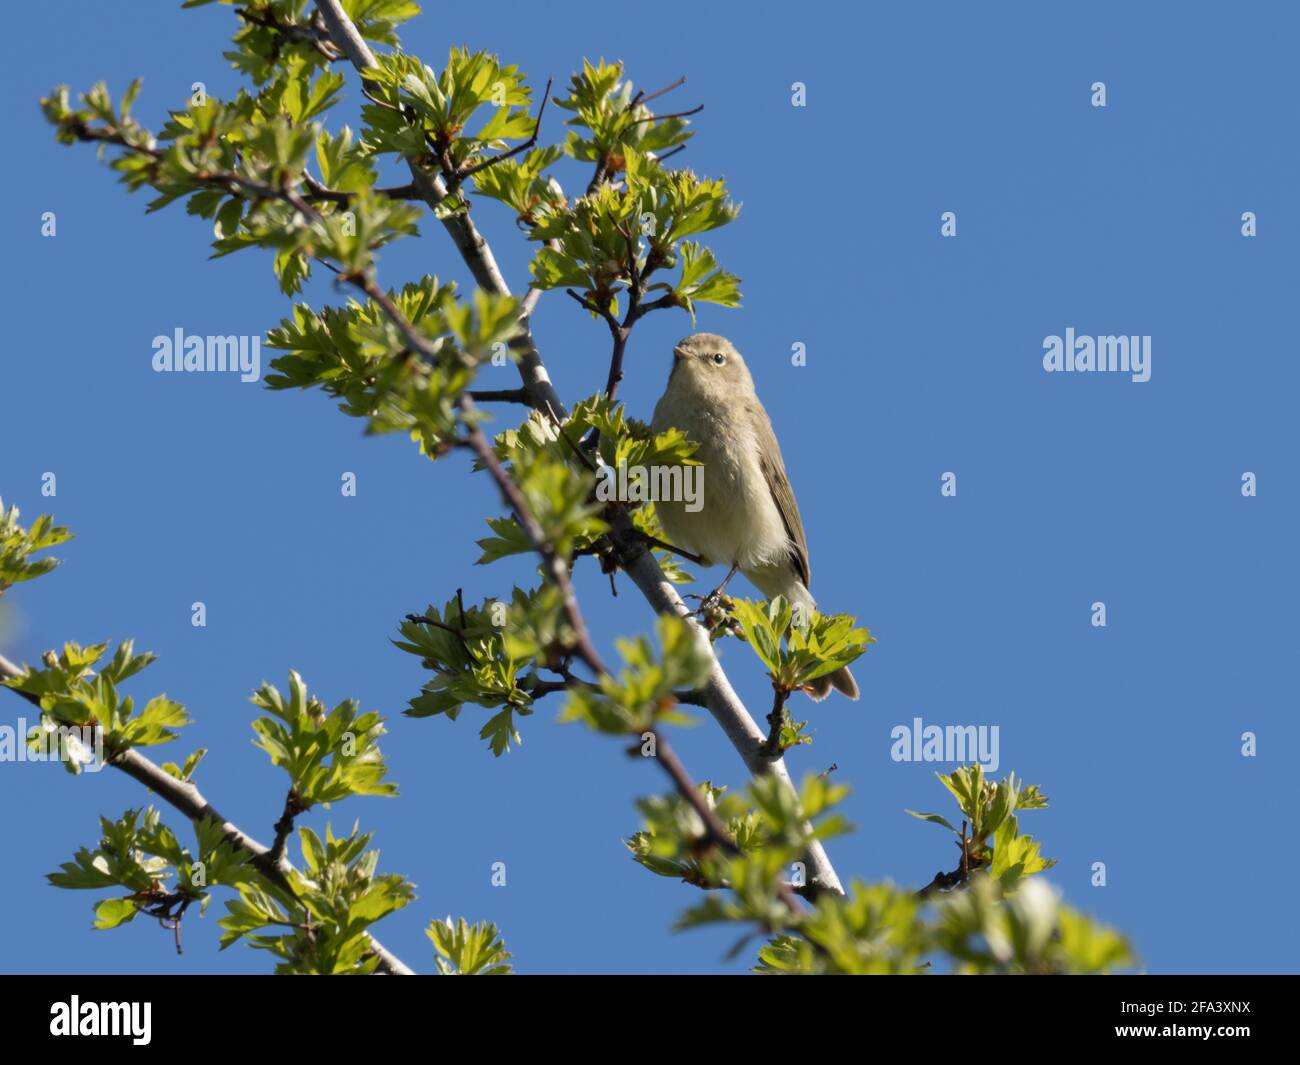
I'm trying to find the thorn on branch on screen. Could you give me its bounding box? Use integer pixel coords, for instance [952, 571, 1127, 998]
[467, 387, 531, 404]
[565, 288, 620, 335]
[405, 611, 481, 666]
[627, 75, 687, 111]
[634, 530, 704, 566]
[555, 420, 600, 475]
[627, 104, 704, 126]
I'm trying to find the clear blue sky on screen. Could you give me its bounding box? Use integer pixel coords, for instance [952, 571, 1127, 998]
[2, 1, 1296, 974]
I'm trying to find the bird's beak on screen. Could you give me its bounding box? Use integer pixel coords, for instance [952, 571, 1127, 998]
[672, 346, 689, 362]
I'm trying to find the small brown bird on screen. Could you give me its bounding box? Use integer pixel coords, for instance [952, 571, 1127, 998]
[651, 333, 859, 701]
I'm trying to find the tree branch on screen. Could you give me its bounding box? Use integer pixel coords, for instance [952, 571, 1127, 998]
[236, 5, 341, 61]
[757, 686, 790, 759]
[0, 652, 415, 975]
[301, 171, 420, 203]
[313, 0, 565, 421]
[313, 0, 845, 898]
[455, 395, 610, 678]
[452, 77, 553, 185]
[634, 530, 704, 566]
[609, 517, 844, 896]
[565, 288, 620, 336]
[438, 417, 803, 916]
[629, 75, 687, 110]
[269, 789, 305, 864]
[626, 104, 704, 125]
[467, 387, 530, 404]
[915, 820, 978, 899]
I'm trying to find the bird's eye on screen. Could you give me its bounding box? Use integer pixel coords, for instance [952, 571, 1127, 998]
[712, 353, 725, 365]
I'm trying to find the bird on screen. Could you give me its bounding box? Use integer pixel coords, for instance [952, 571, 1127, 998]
[650, 332, 859, 701]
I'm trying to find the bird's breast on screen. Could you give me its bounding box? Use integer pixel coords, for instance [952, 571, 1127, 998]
[650, 400, 790, 570]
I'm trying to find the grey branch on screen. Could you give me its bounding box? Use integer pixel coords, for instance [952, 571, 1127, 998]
[0, 652, 415, 975]
[451, 411, 805, 916]
[611, 523, 843, 896]
[313, 0, 564, 422]
[312, 0, 843, 899]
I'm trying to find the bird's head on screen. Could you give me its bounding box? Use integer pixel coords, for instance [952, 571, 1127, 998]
[667, 333, 754, 399]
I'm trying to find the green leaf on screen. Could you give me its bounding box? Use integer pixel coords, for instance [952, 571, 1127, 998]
[93, 898, 139, 930]
[426, 916, 513, 975]
[0, 498, 74, 593]
[250, 673, 398, 806]
[905, 809, 958, 834]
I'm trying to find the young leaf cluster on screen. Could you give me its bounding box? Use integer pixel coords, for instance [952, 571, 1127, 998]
[730, 595, 874, 697]
[559, 615, 711, 735]
[49, 806, 250, 933]
[907, 765, 1055, 892]
[220, 823, 416, 974]
[553, 59, 694, 168]
[0, 498, 72, 595]
[625, 769, 1131, 974]
[266, 277, 521, 454]
[529, 147, 741, 321]
[250, 671, 397, 808]
[1, 641, 187, 769]
[394, 588, 571, 756]
[426, 916, 513, 975]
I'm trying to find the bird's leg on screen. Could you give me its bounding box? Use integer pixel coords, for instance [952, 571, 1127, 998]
[714, 562, 740, 597]
[693, 562, 740, 619]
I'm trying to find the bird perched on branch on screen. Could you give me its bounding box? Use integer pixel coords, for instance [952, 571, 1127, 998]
[651, 332, 859, 701]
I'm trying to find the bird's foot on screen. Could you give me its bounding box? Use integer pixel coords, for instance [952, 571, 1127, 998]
[687, 563, 742, 632]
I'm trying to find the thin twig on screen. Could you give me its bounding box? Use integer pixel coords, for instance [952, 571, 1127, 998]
[635, 531, 704, 566]
[236, 5, 341, 61]
[630, 75, 687, 110]
[456, 396, 610, 678]
[565, 288, 620, 335]
[468, 387, 531, 404]
[454, 77, 553, 185]
[626, 104, 703, 125]
[405, 613, 481, 665]
[314, 0, 566, 420]
[301, 171, 419, 203]
[651, 730, 803, 916]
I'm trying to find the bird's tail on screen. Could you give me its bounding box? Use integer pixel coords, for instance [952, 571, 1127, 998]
[744, 570, 861, 702]
[807, 665, 859, 702]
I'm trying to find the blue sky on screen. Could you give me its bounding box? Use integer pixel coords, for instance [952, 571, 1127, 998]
[1, 0, 1296, 974]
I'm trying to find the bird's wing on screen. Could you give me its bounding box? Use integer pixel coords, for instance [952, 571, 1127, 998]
[750, 401, 811, 588]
